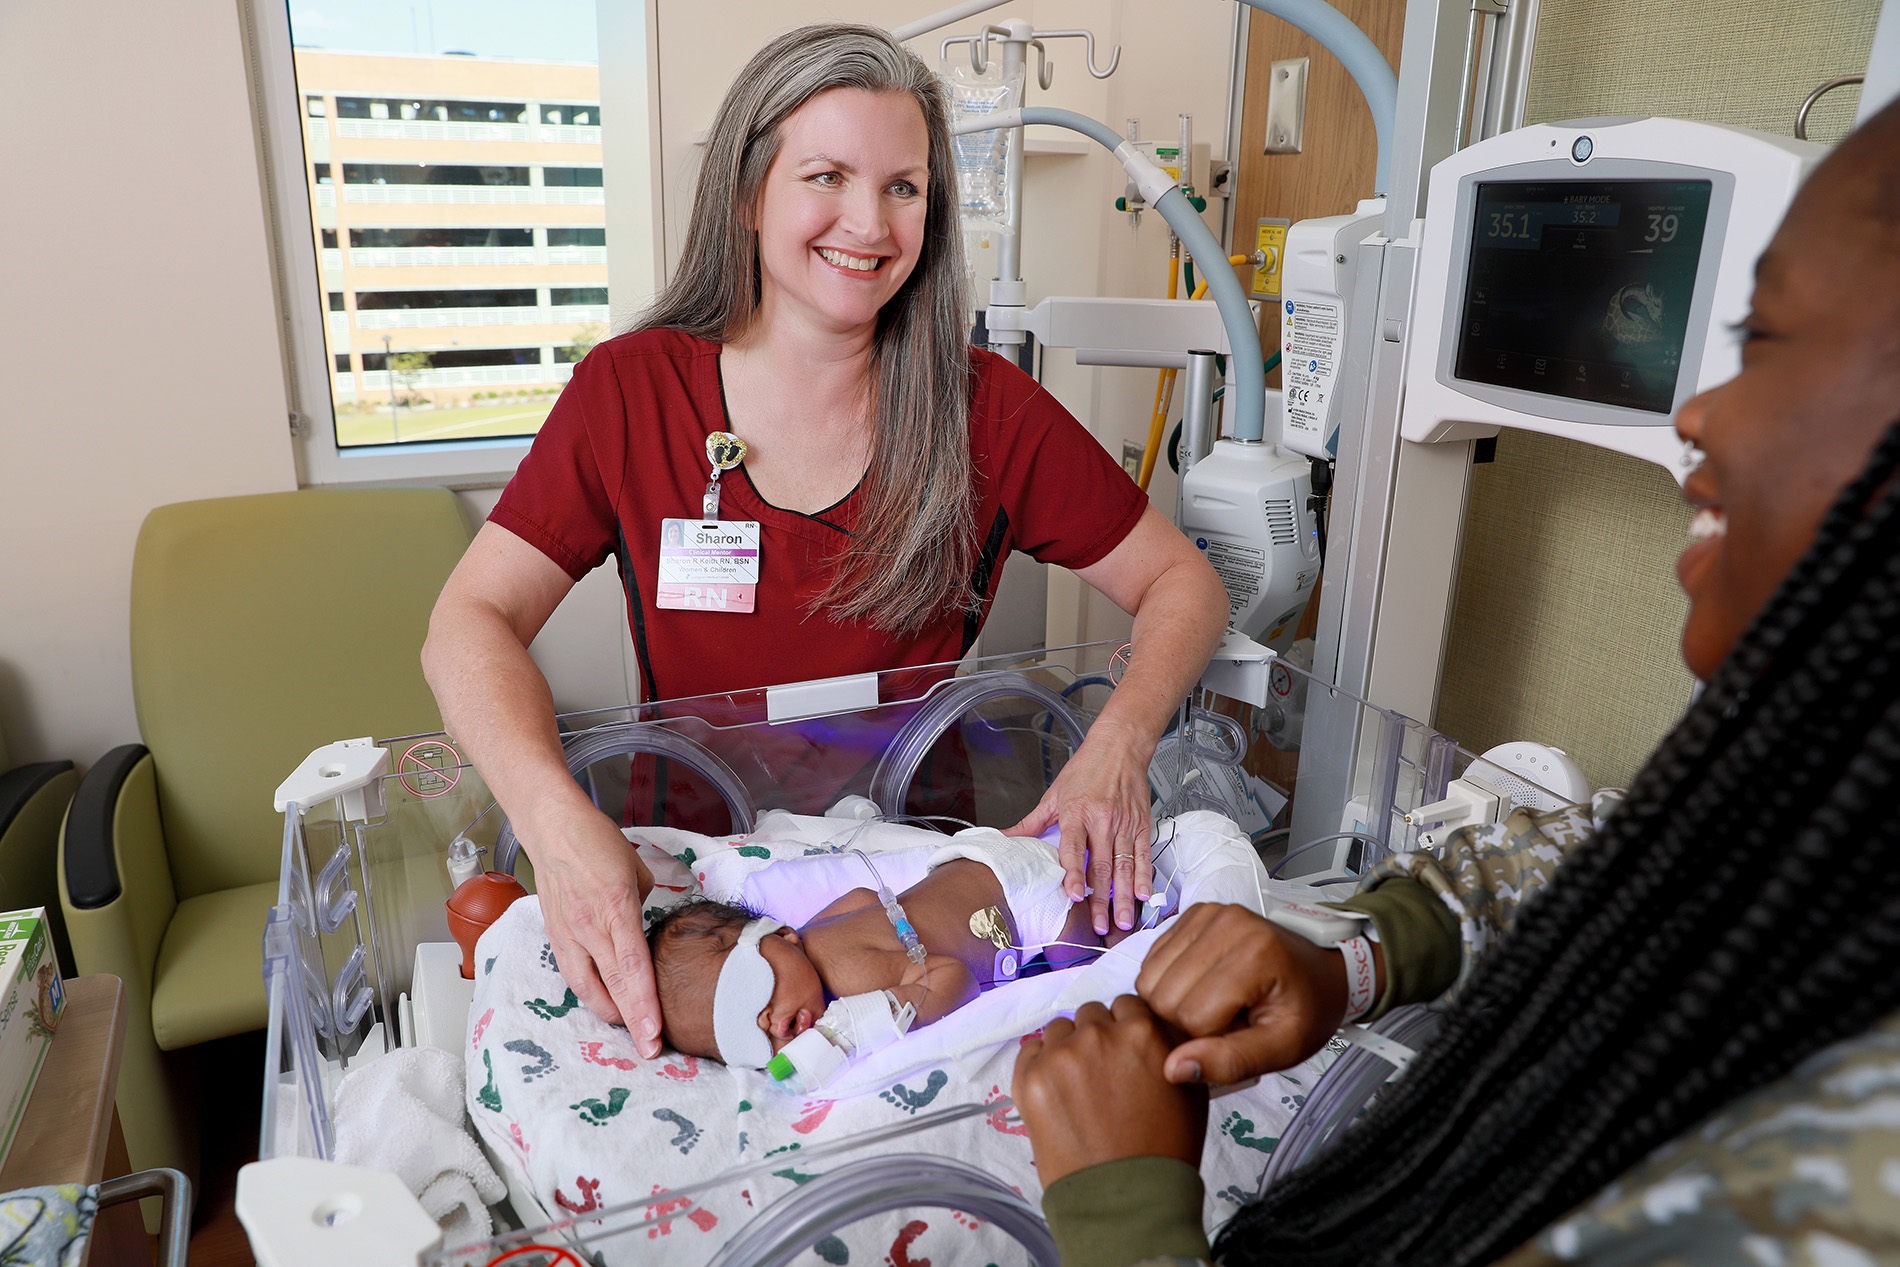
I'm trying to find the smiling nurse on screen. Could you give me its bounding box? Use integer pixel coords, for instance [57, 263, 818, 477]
[421, 24, 1229, 1060]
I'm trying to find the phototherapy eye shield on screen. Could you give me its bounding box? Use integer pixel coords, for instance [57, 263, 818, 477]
[713, 916, 783, 1068]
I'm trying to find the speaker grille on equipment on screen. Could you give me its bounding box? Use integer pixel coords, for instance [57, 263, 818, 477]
[1265, 498, 1298, 546]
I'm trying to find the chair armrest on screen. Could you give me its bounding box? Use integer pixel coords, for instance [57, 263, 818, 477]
[63, 745, 149, 909]
[60, 746, 178, 995]
[0, 759, 74, 837]
[0, 758, 80, 974]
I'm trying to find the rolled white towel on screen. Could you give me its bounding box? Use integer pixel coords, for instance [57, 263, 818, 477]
[333, 1045, 506, 1243]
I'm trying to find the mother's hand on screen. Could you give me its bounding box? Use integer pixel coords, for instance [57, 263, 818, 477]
[1007, 719, 1155, 935]
[1137, 903, 1359, 1084]
[1013, 996, 1208, 1186]
[529, 808, 661, 1057]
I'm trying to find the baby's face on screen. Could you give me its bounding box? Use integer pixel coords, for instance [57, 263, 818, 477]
[660, 926, 828, 1063]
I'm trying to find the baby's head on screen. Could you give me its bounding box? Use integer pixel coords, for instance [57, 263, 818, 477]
[647, 898, 827, 1066]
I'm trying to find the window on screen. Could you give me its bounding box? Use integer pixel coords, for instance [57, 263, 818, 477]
[336, 97, 530, 124]
[351, 227, 533, 248]
[255, 0, 652, 481]
[422, 347, 543, 369]
[360, 348, 544, 371]
[339, 163, 529, 187]
[355, 288, 536, 310]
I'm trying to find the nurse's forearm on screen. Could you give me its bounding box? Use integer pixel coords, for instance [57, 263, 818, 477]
[1091, 558, 1230, 752]
[422, 599, 626, 872]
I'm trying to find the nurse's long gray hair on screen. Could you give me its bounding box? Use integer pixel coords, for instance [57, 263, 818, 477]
[634, 24, 975, 633]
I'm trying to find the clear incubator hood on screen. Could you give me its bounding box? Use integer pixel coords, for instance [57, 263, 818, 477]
[250, 638, 1582, 1267]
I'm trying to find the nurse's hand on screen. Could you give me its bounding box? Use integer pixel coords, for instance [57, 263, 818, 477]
[1136, 903, 1364, 1084]
[1006, 719, 1155, 935]
[1012, 996, 1207, 1185]
[529, 808, 661, 1057]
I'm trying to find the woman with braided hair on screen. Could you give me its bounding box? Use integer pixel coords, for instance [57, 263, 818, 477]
[1011, 98, 1900, 1267]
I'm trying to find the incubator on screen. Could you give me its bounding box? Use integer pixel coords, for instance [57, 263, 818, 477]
[244, 638, 1580, 1267]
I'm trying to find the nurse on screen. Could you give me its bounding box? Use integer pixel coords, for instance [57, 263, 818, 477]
[423, 23, 1229, 1059]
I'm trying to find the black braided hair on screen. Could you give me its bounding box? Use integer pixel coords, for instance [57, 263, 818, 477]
[1213, 416, 1900, 1267]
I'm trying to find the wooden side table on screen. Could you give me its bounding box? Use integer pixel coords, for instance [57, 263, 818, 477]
[0, 975, 154, 1267]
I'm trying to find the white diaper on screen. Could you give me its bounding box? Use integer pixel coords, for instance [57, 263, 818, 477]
[926, 829, 1072, 954]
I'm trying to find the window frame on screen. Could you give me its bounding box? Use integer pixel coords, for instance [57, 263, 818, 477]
[247, 0, 664, 487]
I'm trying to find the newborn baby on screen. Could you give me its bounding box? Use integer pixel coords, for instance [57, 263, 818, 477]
[649, 831, 1136, 1075]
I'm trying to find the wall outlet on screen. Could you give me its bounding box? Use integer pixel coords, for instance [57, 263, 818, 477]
[1121, 440, 1144, 480]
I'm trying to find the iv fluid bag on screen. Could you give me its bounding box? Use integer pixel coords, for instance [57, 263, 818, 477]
[944, 59, 1023, 228]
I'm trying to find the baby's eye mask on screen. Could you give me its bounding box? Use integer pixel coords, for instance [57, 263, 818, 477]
[713, 916, 781, 1068]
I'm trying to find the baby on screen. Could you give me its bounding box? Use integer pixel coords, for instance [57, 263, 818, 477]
[648, 831, 1136, 1078]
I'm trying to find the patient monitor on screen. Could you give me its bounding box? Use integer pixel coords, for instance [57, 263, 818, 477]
[1402, 117, 1824, 480]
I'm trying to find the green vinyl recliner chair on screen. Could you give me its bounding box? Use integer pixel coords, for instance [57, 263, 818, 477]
[58, 487, 472, 1188]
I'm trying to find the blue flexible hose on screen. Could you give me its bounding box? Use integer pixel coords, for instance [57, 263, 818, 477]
[1015, 106, 1270, 443]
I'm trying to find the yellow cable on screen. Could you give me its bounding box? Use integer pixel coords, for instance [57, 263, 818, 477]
[1137, 252, 1183, 491]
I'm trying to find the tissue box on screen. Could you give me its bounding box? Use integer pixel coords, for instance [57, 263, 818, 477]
[0, 907, 64, 1170]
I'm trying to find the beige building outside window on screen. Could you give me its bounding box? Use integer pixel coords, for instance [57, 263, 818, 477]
[294, 47, 608, 447]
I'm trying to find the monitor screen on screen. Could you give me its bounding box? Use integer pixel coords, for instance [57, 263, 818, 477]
[1453, 179, 1713, 413]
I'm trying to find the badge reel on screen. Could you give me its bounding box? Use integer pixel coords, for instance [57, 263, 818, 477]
[657, 431, 761, 613]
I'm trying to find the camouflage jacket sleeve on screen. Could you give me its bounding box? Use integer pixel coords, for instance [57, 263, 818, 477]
[1494, 1008, 1900, 1267]
[1102, 1011, 1900, 1267]
[1357, 789, 1623, 1004]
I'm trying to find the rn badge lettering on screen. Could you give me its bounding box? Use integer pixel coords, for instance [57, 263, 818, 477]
[657, 518, 760, 613]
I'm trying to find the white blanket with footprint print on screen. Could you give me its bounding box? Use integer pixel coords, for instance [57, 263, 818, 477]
[464, 815, 1335, 1266]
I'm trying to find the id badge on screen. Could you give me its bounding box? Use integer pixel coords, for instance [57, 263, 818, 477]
[657, 518, 760, 613]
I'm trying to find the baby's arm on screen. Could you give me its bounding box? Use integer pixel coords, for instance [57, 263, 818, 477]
[891, 954, 979, 1027]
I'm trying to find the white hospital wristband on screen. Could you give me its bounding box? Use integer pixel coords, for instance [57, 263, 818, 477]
[1339, 935, 1377, 1023]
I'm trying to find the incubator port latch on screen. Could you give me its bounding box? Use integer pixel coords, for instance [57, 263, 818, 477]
[1198, 629, 1277, 709]
[237, 1156, 442, 1267]
[275, 738, 389, 822]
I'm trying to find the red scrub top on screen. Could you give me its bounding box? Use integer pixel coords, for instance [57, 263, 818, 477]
[491, 328, 1147, 829]
[493, 328, 1146, 701]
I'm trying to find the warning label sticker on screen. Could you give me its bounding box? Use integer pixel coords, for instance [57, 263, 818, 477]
[1204, 539, 1265, 620]
[1282, 300, 1342, 450]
